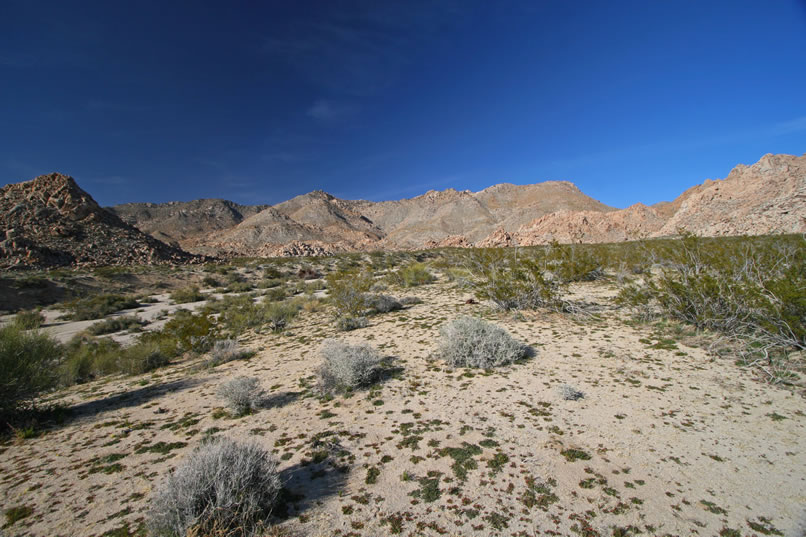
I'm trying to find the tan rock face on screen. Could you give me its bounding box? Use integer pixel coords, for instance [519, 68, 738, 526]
[658, 153, 806, 237]
[0, 173, 201, 268]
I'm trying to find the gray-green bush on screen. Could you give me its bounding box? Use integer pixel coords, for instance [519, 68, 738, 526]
[317, 339, 382, 394]
[436, 316, 529, 368]
[217, 377, 265, 416]
[147, 437, 281, 537]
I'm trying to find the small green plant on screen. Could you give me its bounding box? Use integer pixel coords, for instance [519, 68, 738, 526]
[4, 505, 33, 527]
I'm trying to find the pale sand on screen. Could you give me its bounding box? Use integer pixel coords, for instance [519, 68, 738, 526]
[1, 279, 804, 537]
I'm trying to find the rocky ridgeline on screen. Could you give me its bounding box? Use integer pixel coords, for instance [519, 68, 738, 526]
[3, 153, 804, 263]
[0, 173, 202, 269]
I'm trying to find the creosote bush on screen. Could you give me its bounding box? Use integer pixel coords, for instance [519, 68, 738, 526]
[64, 294, 140, 320]
[0, 325, 60, 420]
[317, 339, 382, 394]
[217, 377, 265, 416]
[147, 437, 281, 537]
[464, 250, 562, 311]
[170, 286, 205, 304]
[12, 310, 45, 330]
[388, 262, 435, 288]
[437, 316, 529, 368]
[87, 315, 143, 335]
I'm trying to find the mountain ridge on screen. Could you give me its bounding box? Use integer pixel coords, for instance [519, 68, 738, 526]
[3, 153, 804, 265]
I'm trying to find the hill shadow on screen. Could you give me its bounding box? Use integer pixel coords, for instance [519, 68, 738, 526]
[67, 378, 205, 421]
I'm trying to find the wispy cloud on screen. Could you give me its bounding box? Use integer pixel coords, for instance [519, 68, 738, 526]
[306, 99, 356, 121]
[88, 175, 128, 186]
[770, 115, 806, 136]
[86, 100, 153, 113]
[263, 1, 469, 96]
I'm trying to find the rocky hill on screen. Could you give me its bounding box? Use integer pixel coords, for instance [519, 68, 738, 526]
[109, 199, 268, 248]
[197, 181, 615, 255]
[0, 173, 200, 268]
[657, 153, 806, 237]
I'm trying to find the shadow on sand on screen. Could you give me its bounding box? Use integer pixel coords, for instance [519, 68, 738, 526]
[67, 378, 205, 421]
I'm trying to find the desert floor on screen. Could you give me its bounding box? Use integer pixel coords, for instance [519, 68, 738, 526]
[1, 276, 804, 537]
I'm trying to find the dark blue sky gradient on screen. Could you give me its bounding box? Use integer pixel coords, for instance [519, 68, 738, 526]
[2, 1, 805, 208]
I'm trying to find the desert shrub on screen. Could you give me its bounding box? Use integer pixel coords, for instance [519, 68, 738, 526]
[214, 295, 262, 336]
[60, 335, 122, 384]
[226, 281, 253, 293]
[207, 339, 245, 366]
[366, 294, 403, 314]
[263, 286, 289, 302]
[60, 335, 169, 382]
[560, 384, 584, 401]
[64, 294, 140, 320]
[0, 326, 61, 419]
[335, 316, 368, 332]
[326, 269, 374, 318]
[147, 437, 281, 537]
[170, 286, 205, 304]
[146, 310, 218, 356]
[297, 265, 321, 280]
[546, 241, 605, 283]
[262, 265, 285, 279]
[117, 341, 170, 375]
[436, 316, 529, 368]
[317, 339, 382, 394]
[217, 377, 265, 416]
[87, 315, 143, 335]
[388, 262, 435, 287]
[258, 278, 283, 289]
[465, 250, 562, 311]
[201, 275, 221, 288]
[262, 300, 301, 332]
[12, 310, 45, 330]
[618, 234, 806, 350]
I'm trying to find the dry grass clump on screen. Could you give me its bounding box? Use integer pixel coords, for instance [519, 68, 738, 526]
[207, 339, 247, 366]
[147, 437, 281, 537]
[437, 316, 530, 368]
[317, 339, 382, 394]
[217, 377, 265, 416]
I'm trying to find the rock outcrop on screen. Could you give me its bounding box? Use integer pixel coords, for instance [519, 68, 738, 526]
[0, 173, 200, 268]
[109, 199, 268, 248]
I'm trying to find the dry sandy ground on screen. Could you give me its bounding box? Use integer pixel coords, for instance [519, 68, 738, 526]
[1, 280, 804, 537]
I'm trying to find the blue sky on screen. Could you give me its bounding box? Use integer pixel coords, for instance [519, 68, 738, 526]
[2, 1, 805, 208]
